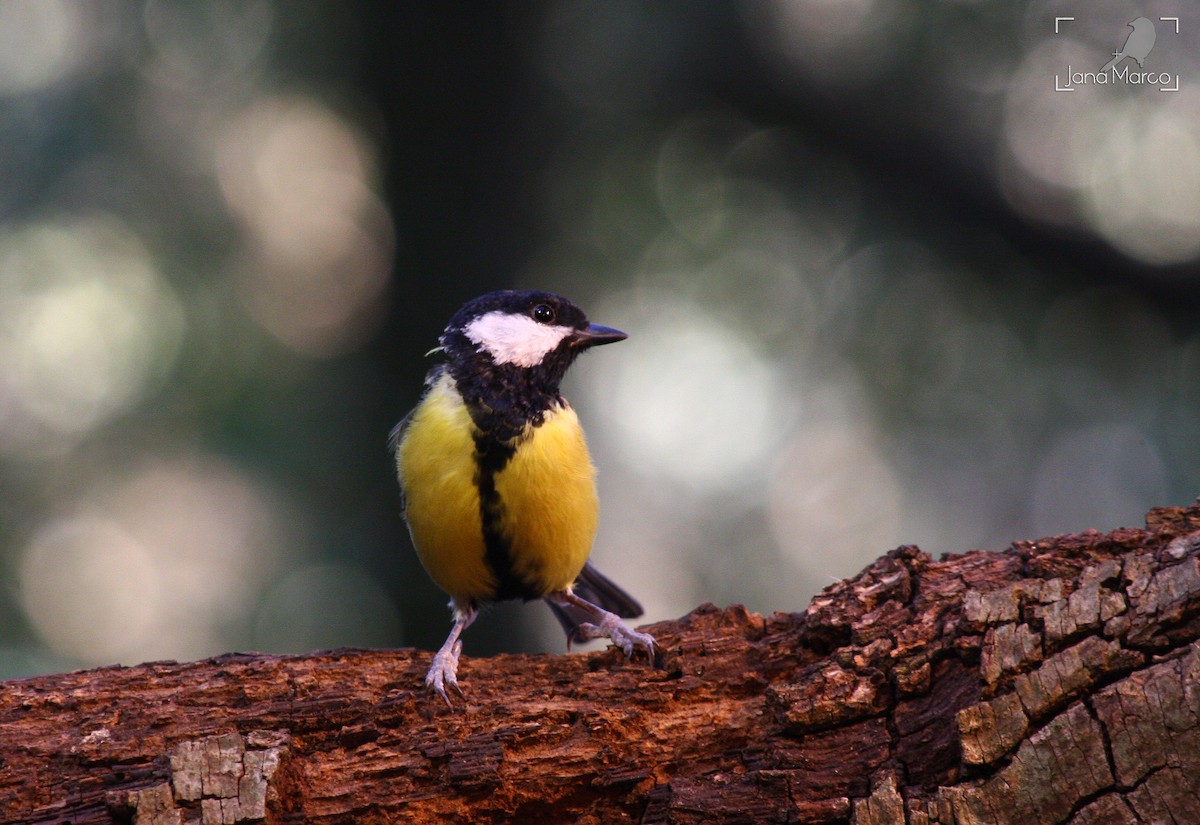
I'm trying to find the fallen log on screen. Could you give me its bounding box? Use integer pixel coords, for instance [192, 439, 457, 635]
[3, 502, 1200, 823]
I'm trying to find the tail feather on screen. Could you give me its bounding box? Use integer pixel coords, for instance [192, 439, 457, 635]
[546, 562, 643, 645]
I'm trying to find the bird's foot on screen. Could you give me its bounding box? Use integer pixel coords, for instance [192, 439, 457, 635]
[425, 639, 465, 706]
[575, 612, 656, 661]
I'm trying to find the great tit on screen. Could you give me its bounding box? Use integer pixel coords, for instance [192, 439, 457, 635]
[392, 290, 655, 703]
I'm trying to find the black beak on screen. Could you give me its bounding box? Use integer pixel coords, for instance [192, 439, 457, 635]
[571, 323, 627, 348]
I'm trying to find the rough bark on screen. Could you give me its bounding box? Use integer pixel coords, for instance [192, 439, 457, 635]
[4, 503, 1200, 824]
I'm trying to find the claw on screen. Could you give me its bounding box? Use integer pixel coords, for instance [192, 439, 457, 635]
[425, 639, 464, 706]
[426, 607, 475, 706]
[573, 612, 656, 661]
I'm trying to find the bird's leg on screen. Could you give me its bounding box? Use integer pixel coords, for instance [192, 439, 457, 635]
[545, 590, 656, 660]
[426, 603, 476, 706]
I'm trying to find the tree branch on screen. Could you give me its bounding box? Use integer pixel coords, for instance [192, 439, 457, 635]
[3, 502, 1200, 824]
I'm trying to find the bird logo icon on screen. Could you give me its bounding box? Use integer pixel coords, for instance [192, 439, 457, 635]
[1100, 17, 1156, 73]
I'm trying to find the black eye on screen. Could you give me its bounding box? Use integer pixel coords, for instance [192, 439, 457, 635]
[531, 304, 555, 324]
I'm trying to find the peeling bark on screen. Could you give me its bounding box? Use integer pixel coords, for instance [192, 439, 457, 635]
[3, 502, 1200, 823]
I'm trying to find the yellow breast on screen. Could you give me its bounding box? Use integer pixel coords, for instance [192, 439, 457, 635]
[493, 398, 599, 594]
[396, 371, 599, 604]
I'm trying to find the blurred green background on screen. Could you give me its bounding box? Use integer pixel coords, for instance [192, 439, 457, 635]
[1, 1, 1198, 678]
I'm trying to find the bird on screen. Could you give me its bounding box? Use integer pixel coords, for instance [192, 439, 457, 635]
[1100, 17, 1156, 73]
[391, 290, 655, 703]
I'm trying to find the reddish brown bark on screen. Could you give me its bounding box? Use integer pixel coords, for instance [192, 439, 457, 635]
[3, 502, 1200, 823]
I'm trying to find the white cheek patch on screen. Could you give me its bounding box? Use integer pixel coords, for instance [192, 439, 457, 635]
[463, 311, 574, 367]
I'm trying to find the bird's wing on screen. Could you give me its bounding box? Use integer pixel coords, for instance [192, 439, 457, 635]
[390, 364, 448, 515]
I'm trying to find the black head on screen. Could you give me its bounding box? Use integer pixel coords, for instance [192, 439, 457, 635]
[441, 290, 624, 379]
[437, 290, 625, 434]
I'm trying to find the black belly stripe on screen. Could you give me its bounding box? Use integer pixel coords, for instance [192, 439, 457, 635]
[473, 431, 542, 602]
